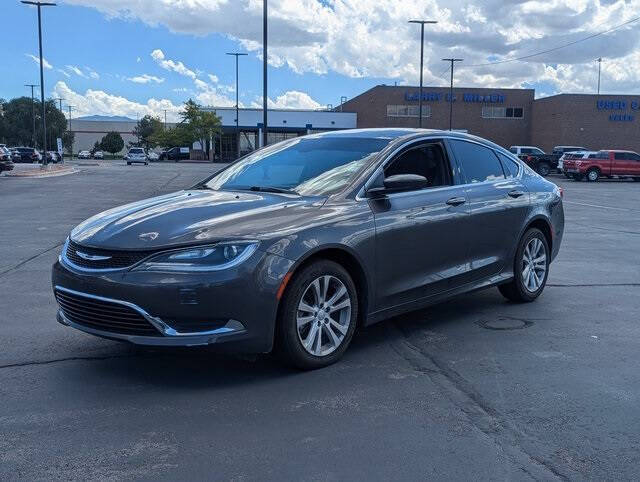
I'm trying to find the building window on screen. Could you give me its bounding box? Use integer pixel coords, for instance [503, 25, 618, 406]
[387, 104, 431, 118]
[482, 106, 524, 119]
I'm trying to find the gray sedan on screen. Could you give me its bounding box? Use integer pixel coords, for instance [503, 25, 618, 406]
[52, 129, 564, 369]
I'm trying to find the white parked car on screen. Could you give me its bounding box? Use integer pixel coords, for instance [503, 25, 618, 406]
[509, 145, 545, 156]
[124, 147, 148, 165]
[147, 151, 159, 162]
[93, 151, 104, 160]
[78, 150, 92, 159]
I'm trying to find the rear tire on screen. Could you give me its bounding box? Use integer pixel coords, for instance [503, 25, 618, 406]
[498, 228, 550, 303]
[276, 260, 358, 370]
[537, 162, 551, 176]
[126, 162, 131, 165]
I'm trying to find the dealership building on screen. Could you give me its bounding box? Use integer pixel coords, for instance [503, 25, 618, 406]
[339, 85, 640, 153]
[69, 85, 640, 159]
[68, 108, 356, 160]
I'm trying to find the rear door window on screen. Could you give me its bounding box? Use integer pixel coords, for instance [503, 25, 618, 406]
[497, 153, 520, 178]
[449, 140, 506, 184]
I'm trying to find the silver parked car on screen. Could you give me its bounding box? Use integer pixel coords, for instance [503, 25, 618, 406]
[124, 147, 148, 165]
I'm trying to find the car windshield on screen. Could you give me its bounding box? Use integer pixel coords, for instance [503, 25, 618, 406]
[205, 136, 392, 196]
[130, 148, 144, 154]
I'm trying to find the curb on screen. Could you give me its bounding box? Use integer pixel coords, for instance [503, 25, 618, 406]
[3, 168, 79, 179]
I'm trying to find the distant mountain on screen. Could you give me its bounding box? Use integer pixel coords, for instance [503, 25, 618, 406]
[75, 115, 136, 122]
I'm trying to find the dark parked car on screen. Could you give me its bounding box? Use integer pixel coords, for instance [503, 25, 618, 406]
[159, 146, 190, 161]
[52, 129, 564, 369]
[0, 147, 14, 173]
[13, 147, 42, 163]
[521, 145, 586, 176]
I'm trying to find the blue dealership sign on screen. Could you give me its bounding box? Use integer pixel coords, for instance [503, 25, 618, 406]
[404, 91, 505, 103]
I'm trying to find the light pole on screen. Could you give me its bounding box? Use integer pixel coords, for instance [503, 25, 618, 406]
[409, 20, 437, 128]
[163, 109, 167, 128]
[442, 58, 463, 131]
[262, 0, 268, 148]
[596, 57, 602, 95]
[226, 52, 248, 159]
[24, 83, 39, 147]
[67, 105, 74, 159]
[22, 1, 56, 165]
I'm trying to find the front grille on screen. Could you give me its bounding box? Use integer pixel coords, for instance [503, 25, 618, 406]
[65, 240, 154, 270]
[55, 289, 160, 336]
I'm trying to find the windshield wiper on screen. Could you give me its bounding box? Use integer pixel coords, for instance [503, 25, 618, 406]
[247, 186, 299, 195]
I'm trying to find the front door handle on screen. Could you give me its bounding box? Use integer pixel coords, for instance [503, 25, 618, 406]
[508, 190, 525, 198]
[446, 196, 466, 206]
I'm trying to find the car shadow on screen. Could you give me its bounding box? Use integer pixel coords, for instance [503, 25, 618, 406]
[83, 289, 509, 388]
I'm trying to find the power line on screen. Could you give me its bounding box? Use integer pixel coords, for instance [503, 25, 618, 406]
[462, 15, 640, 68]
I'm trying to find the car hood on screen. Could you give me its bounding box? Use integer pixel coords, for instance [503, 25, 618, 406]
[70, 189, 325, 250]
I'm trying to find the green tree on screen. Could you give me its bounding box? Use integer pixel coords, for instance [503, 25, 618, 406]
[133, 115, 164, 149]
[180, 99, 222, 152]
[0, 97, 68, 149]
[100, 131, 124, 155]
[62, 130, 75, 155]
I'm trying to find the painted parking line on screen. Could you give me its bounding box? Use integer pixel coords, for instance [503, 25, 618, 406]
[563, 200, 636, 212]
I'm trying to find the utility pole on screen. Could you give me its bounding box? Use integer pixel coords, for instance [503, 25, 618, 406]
[596, 57, 602, 95]
[262, 0, 268, 148]
[409, 20, 437, 128]
[67, 105, 74, 159]
[22, 1, 57, 165]
[442, 58, 463, 131]
[226, 52, 248, 159]
[25, 83, 39, 148]
[163, 109, 167, 128]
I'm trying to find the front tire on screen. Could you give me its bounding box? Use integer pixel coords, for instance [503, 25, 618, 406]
[499, 228, 550, 302]
[586, 168, 600, 182]
[276, 260, 358, 370]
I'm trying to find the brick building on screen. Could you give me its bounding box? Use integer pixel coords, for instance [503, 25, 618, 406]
[340, 85, 640, 153]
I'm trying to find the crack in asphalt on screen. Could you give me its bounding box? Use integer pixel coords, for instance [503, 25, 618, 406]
[0, 353, 139, 370]
[0, 241, 64, 277]
[388, 321, 577, 481]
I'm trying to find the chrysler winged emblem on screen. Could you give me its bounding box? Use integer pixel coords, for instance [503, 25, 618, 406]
[75, 251, 111, 261]
[138, 232, 159, 241]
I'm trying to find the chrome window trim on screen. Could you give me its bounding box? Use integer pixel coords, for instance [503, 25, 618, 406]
[54, 285, 243, 337]
[355, 134, 521, 201]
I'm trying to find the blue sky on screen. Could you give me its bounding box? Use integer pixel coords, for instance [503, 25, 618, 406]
[2, 1, 394, 119]
[2, 0, 639, 120]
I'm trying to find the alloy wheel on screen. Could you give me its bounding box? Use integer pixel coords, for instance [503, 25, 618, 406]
[296, 275, 352, 357]
[521, 238, 547, 292]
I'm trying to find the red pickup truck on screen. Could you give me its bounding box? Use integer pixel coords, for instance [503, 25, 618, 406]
[563, 150, 640, 182]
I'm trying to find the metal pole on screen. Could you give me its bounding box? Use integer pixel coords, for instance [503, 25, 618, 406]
[597, 57, 602, 95]
[262, 0, 268, 148]
[164, 109, 167, 128]
[25, 84, 38, 147]
[67, 105, 74, 159]
[226, 53, 248, 159]
[442, 58, 463, 131]
[409, 20, 437, 128]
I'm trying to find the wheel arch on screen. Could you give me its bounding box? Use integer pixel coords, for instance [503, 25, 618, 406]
[524, 216, 553, 253]
[277, 245, 372, 329]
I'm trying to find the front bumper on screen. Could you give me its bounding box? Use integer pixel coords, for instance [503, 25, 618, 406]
[52, 249, 294, 352]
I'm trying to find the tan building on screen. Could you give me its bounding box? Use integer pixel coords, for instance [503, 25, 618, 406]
[340, 85, 640, 153]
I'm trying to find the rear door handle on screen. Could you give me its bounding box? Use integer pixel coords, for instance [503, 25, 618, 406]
[446, 197, 466, 206]
[508, 190, 525, 198]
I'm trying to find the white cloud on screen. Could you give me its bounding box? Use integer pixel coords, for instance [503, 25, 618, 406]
[150, 49, 197, 79]
[57, 68, 71, 78]
[252, 91, 323, 110]
[52, 81, 182, 122]
[26, 53, 52, 69]
[194, 78, 209, 90]
[136, 56, 142, 63]
[208, 74, 219, 83]
[66, 65, 86, 78]
[53, 0, 640, 95]
[127, 74, 165, 84]
[86, 68, 100, 80]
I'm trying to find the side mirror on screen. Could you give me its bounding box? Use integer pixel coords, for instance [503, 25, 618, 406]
[367, 174, 428, 198]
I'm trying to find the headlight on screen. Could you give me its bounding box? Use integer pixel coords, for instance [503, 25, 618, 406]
[132, 241, 259, 272]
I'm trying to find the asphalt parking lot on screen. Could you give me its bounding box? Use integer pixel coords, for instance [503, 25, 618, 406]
[1, 163, 639, 480]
